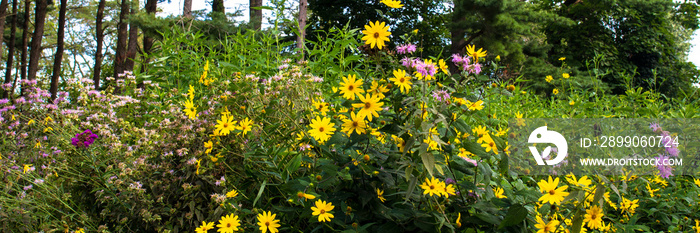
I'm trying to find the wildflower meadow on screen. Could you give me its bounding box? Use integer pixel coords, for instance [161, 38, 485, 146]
[2, 0, 700, 232]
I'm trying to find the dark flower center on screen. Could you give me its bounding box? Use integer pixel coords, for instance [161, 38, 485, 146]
[319, 127, 325, 132]
[320, 210, 326, 214]
[365, 102, 371, 109]
[548, 190, 555, 195]
[348, 85, 354, 91]
[352, 122, 358, 127]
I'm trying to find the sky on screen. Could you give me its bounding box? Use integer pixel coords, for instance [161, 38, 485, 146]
[156, 0, 700, 68]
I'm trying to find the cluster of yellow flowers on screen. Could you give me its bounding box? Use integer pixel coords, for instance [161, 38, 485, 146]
[195, 211, 281, 233]
[419, 177, 456, 197]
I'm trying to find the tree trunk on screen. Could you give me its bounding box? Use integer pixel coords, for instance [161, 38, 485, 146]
[183, 0, 191, 18]
[250, 0, 262, 30]
[125, 0, 139, 72]
[213, 0, 224, 14]
[141, 0, 157, 71]
[94, 0, 105, 90]
[297, 0, 306, 56]
[50, 0, 66, 101]
[27, 0, 47, 81]
[114, 0, 129, 80]
[19, 0, 29, 86]
[0, 0, 9, 67]
[2, 0, 17, 99]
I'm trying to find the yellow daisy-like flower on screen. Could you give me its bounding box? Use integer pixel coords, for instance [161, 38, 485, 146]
[472, 125, 489, 139]
[297, 191, 316, 200]
[237, 117, 253, 136]
[226, 189, 238, 198]
[376, 188, 386, 202]
[389, 69, 412, 94]
[545, 75, 553, 83]
[341, 111, 367, 135]
[204, 140, 213, 154]
[188, 85, 195, 100]
[552, 88, 559, 95]
[23, 164, 32, 174]
[215, 114, 237, 136]
[257, 211, 281, 233]
[537, 176, 569, 205]
[361, 21, 391, 50]
[535, 215, 559, 233]
[562, 73, 570, 79]
[27, 119, 35, 125]
[183, 99, 198, 120]
[646, 182, 659, 197]
[312, 99, 330, 115]
[466, 100, 484, 111]
[619, 197, 639, 215]
[339, 74, 365, 100]
[480, 135, 498, 154]
[444, 184, 456, 197]
[216, 214, 241, 233]
[565, 174, 592, 189]
[369, 81, 389, 99]
[380, 0, 403, 8]
[694, 178, 700, 187]
[455, 213, 462, 228]
[559, 57, 566, 61]
[583, 205, 604, 230]
[420, 177, 446, 197]
[438, 59, 449, 75]
[308, 116, 336, 144]
[466, 44, 487, 62]
[493, 187, 507, 199]
[352, 94, 383, 122]
[311, 200, 335, 222]
[195, 221, 215, 233]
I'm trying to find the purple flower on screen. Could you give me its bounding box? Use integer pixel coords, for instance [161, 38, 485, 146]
[666, 146, 679, 157]
[396, 44, 417, 54]
[649, 123, 661, 132]
[655, 154, 673, 178]
[432, 89, 450, 102]
[445, 178, 456, 185]
[71, 129, 99, 148]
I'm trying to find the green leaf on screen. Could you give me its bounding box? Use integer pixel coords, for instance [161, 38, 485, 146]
[253, 180, 267, 207]
[498, 204, 527, 228]
[286, 153, 302, 175]
[420, 150, 435, 177]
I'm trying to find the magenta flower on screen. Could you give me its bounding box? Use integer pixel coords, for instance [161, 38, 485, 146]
[71, 130, 98, 148]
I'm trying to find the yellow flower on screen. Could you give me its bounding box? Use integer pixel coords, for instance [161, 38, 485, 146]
[455, 213, 462, 228]
[480, 135, 498, 154]
[412, 29, 418, 34]
[369, 80, 389, 99]
[559, 57, 566, 61]
[565, 174, 592, 189]
[339, 74, 365, 100]
[535, 215, 559, 233]
[694, 219, 700, 233]
[195, 221, 215, 233]
[199, 61, 211, 85]
[466, 100, 484, 111]
[472, 125, 489, 139]
[389, 69, 412, 94]
[195, 159, 201, 175]
[495, 127, 508, 137]
[545, 75, 553, 83]
[444, 184, 456, 197]
[308, 116, 336, 144]
[188, 85, 195, 100]
[515, 111, 525, 127]
[376, 188, 386, 202]
[646, 182, 659, 197]
[380, 0, 403, 8]
[342, 111, 367, 135]
[215, 114, 237, 136]
[352, 94, 383, 122]
[257, 211, 281, 233]
[226, 189, 238, 198]
[311, 200, 335, 222]
[361, 21, 391, 50]
[438, 59, 449, 75]
[27, 119, 34, 125]
[583, 205, 604, 230]
[562, 73, 570, 79]
[493, 187, 507, 199]
[183, 99, 198, 120]
[43, 127, 53, 133]
[466, 44, 487, 62]
[216, 213, 241, 233]
[619, 197, 639, 215]
[44, 116, 53, 124]
[204, 140, 213, 154]
[23, 164, 32, 174]
[694, 178, 700, 187]
[420, 177, 446, 197]
[537, 176, 569, 205]
[569, 100, 575, 106]
[237, 117, 253, 136]
[552, 88, 559, 95]
[35, 141, 41, 149]
[76, 228, 86, 233]
[297, 191, 316, 200]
